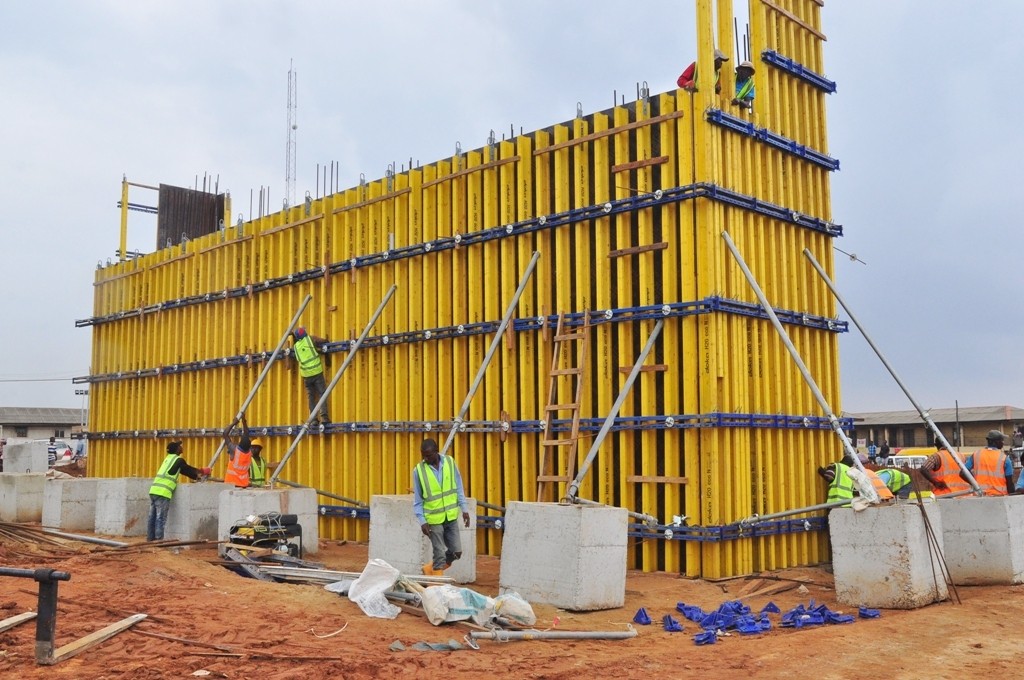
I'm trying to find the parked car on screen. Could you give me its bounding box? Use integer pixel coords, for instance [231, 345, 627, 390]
[33, 439, 75, 462]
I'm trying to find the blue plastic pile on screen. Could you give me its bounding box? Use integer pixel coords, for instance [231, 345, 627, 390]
[669, 598, 874, 645]
[779, 599, 854, 627]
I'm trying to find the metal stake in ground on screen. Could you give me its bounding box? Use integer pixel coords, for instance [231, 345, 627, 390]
[270, 285, 397, 484]
[438, 251, 540, 457]
[722, 231, 865, 474]
[208, 293, 313, 469]
[802, 248, 982, 496]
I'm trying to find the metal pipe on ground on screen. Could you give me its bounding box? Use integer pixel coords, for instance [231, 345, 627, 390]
[439, 251, 540, 457]
[722, 232, 866, 475]
[270, 285, 397, 484]
[469, 627, 637, 642]
[40, 529, 128, 548]
[208, 294, 313, 469]
[802, 248, 982, 496]
[566, 320, 664, 502]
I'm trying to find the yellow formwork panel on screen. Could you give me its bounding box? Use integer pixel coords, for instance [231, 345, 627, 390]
[87, 0, 841, 578]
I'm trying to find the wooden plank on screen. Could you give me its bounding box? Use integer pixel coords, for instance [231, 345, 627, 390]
[534, 111, 686, 155]
[420, 156, 519, 189]
[738, 580, 799, 600]
[47, 613, 147, 665]
[259, 213, 324, 236]
[761, 0, 827, 40]
[611, 156, 669, 174]
[331, 188, 411, 214]
[197, 233, 254, 254]
[617, 364, 668, 374]
[0, 611, 36, 632]
[608, 242, 669, 259]
[626, 475, 689, 484]
[736, 578, 767, 597]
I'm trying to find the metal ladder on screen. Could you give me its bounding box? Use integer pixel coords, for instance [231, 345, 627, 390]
[536, 312, 590, 502]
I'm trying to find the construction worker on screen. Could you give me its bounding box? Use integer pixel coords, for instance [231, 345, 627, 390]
[147, 441, 210, 541]
[731, 61, 756, 110]
[223, 416, 253, 488]
[964, 430, 1012, 496]
[817, 461, 855, 506]
[875, 467, 912, 499]
[919, 437, 972, 496]
[248, 438, 278, 488]
[292, 327, 330, 424]
[843, 454, 895, 502]
[677, 48, 728, 93]
[412, 438, 470, 576]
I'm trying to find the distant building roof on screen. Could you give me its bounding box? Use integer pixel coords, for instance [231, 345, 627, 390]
[845, 405, 1024, 426]
[0, 407, 83, 426]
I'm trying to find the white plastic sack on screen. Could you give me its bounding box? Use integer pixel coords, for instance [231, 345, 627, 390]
[847, 468, 880, 503]
[420, 585, 495, 626]
[348, 559, 401, 619]
[493, 592, 536, 626]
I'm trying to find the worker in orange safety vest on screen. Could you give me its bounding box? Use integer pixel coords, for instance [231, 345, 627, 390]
[223, 415, 253, 488]
[964, 430, 1012, 496]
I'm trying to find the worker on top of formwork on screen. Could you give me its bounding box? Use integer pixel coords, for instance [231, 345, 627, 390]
[731, 61, 756, 111]
[223, 415, 253, 488]
[291, 327, 330, 425]
[677, 48, 728, 93]
[966, 430, 1013, 496]
[919, 437, 972, 496]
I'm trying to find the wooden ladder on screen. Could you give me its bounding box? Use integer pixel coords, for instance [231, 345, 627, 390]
[536, 312, 590, 502]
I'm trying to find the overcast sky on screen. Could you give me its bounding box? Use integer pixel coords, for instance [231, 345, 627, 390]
[1, 1, 1021, 416]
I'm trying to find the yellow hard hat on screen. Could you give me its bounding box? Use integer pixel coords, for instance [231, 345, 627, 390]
[251, 438, 264, 448]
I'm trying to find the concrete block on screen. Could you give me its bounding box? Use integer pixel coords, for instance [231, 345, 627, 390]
[499, 501, 628, 611]
[830, 502, 947, 609]
[3, 441, 49, 474]
[165, 482, 232, 542]
[218, 487, 320, 555]
[368, 495, 476, 583]
[0, 473, 46, 522]
[939, 496, 1024, 585]
[94, 477, 152, 537]
[42, 478, 100, 532]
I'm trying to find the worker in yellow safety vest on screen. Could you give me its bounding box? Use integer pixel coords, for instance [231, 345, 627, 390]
[292, 327, 330, 424]
[248, 438, 279, 487]
[818, 462, 855, 506]
[919, 438, 971, 496]
[147, 441, 210, 541]
[876, 468, 913, 499]
[412, 438, 470, 576]
[964, 430, 1012, 496]
[843, 454, 895, 502]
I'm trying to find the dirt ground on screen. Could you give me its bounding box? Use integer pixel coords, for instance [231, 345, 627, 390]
[2, 533, 1023, 680]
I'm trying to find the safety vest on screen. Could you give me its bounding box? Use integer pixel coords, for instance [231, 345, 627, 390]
[149, 454, 181, 499]
[249, 456, 267, 487]
[293, 336, 324, 378]
[416, 456, 460, 525]
[864, 469, 894, 500]
[878, 469, 911, 495]
[225, 447, 252, 488]
[735, 77, 755, 101]
[933, 449, 971, 496]
[827, 463, 856, 504]
[971, 447, 1008, 496]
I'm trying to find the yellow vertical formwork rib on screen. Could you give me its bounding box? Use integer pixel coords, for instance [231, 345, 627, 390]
[550, 123, 571, 499]
[589, 113, 613, 509]
[531, 129, 552, 497]
[498, 137, 520, 535]
[514, 133, 539, 501]
[571, 114, 593, 501]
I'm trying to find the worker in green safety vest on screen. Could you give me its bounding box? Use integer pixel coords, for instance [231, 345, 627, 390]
[247, 438, 279, 487]
[147, 441, 210, 541]
[817, 461, 855, 507]
[732, 61, 756, 111]
[291, 327, 330, 424]
[875, 467, 913, 499]
[412, 438, 470, 576]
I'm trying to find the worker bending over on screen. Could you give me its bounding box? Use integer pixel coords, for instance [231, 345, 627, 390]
[919, 438, 971, 496]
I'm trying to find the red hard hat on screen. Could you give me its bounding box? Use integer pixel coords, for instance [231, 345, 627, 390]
[295, 327, 307, 339]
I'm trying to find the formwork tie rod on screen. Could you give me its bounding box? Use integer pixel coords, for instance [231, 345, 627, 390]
[208, 293, 313, 469]
[469, 626, 637, 642]
[439, 251, 540, 457]
[270, 285, 397, 484]
[802, 248, 982, 496]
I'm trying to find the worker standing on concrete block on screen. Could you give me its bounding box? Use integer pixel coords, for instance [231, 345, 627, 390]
[412, 438, 470, 576]
[965, 430, 1012, 496]
[147, 441, 210, 541]
[291, 327, 330, 424]
[223, 415, 253, 488]
[920, 438, 972, 496]
[248, 438, 278, 488]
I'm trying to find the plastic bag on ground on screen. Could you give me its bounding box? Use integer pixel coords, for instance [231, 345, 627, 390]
[492, 592, 536, 626]
[348, 558, 401, 619]
[420, 585, 495, 626]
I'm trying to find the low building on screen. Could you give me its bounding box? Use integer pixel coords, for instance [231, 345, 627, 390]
[0, 406, 85, 443]
[846, 404, 1023, 450]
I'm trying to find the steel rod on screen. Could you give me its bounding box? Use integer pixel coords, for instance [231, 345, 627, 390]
[275, 478, 368, 507]
[573, 497, 658, 526]
[802, 248, 982, 495]
[209, 294, 313, 468]
[270, 285, 397, 484]
[470, 628, 637, 641]
[440, 251, 540, 457]
[40, 529, 128, 548]
[721, 232, 865, 474]
[740, 499, 853, 526]
[567, 319, 663, 501]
